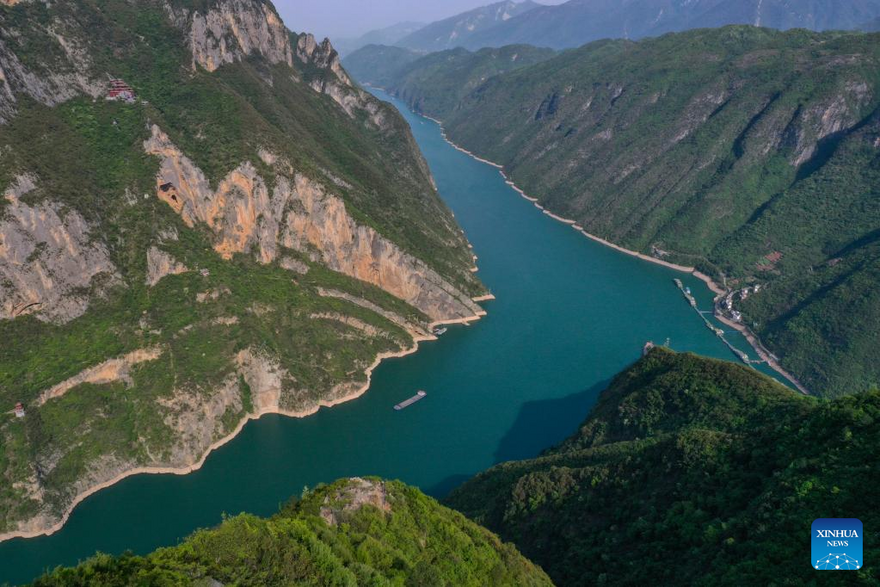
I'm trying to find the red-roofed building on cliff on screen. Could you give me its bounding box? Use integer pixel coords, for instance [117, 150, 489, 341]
[106, 79, 135, 102]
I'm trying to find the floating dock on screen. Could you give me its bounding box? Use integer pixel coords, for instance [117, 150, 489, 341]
[394, 390, 427, 411]
[673, 279, 754, 366]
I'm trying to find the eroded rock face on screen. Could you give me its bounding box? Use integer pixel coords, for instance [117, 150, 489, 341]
[144, 126, 481, 322]
[0, 25, 102, 123]
[146, 247, 189, 286]
[0, 176, 117, 323]
[319, 477, 391, 526]
[185, 0, 294, 72]
[36, 347, 164, 406]
[785, 80, 873, 166]
[295, 34, 386, 126]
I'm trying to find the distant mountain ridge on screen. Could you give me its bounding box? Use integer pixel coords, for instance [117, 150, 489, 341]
[332, 22, 426, 56]
[344, 44, 556, 118]
[396, 0, 541, 52]
[461, 0, 880, 49]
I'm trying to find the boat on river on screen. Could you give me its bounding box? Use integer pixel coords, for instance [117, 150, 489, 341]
[394, 390, 427, 411]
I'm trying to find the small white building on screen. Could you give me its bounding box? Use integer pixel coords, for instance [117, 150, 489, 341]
[13, 402, 25, 418]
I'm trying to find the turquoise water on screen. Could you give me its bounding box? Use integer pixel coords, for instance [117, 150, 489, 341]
[0, 91, 790, 585]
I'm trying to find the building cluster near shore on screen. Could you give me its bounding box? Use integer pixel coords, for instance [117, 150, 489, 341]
[721, 284, 762, 323]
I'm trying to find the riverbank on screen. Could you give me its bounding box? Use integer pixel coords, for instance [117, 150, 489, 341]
[417, 111, 808, 395]
[0, 308, 489, 544]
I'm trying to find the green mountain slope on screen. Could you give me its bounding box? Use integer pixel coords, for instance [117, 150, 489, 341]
[371, 26, 880, 397]
[31, 478, 552, 586]
[447, 347, 880, 585]
[341, 44, 424, 90]
[465, 0, 880, 50]
[332, 22, 426, 57]
[345, 44, 556, 120]
[0, 0, 486, 539]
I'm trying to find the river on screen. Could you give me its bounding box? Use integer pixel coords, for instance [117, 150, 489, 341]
[0, 91, 790, 585]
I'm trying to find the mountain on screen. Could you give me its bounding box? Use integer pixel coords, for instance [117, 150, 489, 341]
[0, 0, 487, 540]
[465, 0, 880, 49]
[31, 478, 552, 585]
[862, 16, 880, 31]
[383, 26, 880, 398]
[342, 44, 424, 89]
[447, 347, 880, 585]
[345, 44, 556, 118]
[332, 22, 426, 57]
[396, 0, 541, 52]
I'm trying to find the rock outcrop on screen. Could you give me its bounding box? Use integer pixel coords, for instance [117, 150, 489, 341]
[0, 176, 117, 323]
[295, 33, 387, 125]
[184, 0, 294, 72]
[319, 477, 391, 526]
[0, 22, 102, 123]
[146, 247, 189, 286]
[144, 126, 482, 322]
[35, 347, 164, 406]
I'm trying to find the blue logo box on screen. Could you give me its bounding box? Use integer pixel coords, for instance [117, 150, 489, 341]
[812, 518, 863, 570]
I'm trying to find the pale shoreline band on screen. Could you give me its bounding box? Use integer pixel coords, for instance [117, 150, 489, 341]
[0, 300, 491, 543]
[419, 111, 809, 395]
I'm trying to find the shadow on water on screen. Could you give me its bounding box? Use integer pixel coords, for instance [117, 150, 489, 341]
[425, 474, 472, 498]
[425, 381, 609, 500]
[493, 379, 610, 464]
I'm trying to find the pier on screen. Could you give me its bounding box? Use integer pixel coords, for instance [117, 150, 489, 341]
[673, 279, 759, 366]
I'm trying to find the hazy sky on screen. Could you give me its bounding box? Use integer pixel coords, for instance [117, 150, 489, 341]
[275, 0, 567, 40]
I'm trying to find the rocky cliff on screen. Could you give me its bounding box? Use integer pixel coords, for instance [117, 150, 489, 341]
[0, 176, 117, 323]
[0, 0, 485, 541]
[144, 125, 481, 321]
[182, 0, 294, 72]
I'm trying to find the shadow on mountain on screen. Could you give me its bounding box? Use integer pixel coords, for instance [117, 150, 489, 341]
[493, 379, 609, 464]
[425, 473, 473, 499]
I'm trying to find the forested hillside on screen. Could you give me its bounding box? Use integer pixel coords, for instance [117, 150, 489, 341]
[32, 478, 552, 586]
[447, 347, 880, 585]
[345, 44, 555, 119]
[356, 26, 880, 398]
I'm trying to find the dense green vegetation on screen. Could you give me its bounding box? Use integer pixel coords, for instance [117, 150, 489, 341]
[31, 478, 552, 586]
[0, 0, 483, 535]
[345, 44, 555, 120]
[447, 347, 880, 585]
[362, 26, 880, 397]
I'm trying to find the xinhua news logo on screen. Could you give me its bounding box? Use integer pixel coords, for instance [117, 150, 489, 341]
[812, 518, 863, 571]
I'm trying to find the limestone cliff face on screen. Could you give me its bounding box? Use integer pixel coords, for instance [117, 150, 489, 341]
[0, 176, 117, 323]
[0, 16, 102, 123]
[181, 0, 294, 72]
[146, 247, 189, 286]
[295, 33, 387, 126]
[144, 126, 481, 322]
[784, 80, 873, 166]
